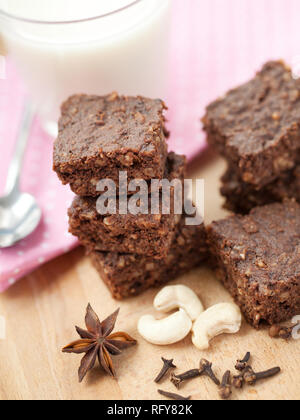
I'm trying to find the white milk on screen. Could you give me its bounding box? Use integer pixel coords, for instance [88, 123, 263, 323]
[0, 0, 171, 135]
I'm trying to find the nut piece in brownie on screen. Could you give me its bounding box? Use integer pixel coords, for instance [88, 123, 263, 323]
[203, 61, 300, 187]
[207, 200, 300, 328]
[68, 153, 186, 259]
[90, 213, 208, 300]
[53, 93, 168, 196]
[221, 164, 300, 214]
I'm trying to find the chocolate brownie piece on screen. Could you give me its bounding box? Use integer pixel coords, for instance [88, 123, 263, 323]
[53, 93, 168, 196]
[203, 61, 300, 187]
[68, 153, 186, 259]
[207, 200, 300, 328]
[90, 214, 208, 300]
[221, 164, 300, 214]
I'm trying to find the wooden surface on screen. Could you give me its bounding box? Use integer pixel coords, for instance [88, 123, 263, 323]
[0, 150, 299, 401]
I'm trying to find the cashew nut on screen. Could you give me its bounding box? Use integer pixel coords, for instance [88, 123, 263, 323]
[192, 303, 242, 350]
[153, 285, 204, 321]
[138, 309, 192, 345]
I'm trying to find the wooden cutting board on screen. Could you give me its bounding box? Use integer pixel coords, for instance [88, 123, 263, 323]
[0, 151, 299, 401]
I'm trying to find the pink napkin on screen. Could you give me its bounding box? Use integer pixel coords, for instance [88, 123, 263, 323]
[1, 0, 300, 291]
[0, 63, 76, 291]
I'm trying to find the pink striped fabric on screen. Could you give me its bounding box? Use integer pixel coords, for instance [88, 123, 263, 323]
[1, 0, 300, 291]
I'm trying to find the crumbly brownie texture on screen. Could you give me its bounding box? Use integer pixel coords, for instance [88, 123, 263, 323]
[207, 200, 300, 328]
[221, 164, 300, 214]
[203, 61, 300, 187]
[53, 93, 168, 196]
[68, 153, 186, 259]
[90, 215, 208, 300]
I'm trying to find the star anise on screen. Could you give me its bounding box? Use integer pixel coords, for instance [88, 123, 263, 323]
[62, 304, 137, 382]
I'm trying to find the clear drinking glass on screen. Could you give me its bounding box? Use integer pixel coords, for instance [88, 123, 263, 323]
[0, 0, 172, 136]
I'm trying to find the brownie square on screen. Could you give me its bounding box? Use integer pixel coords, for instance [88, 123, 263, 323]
[68, 153, 186, 259]
[90, 213, 208, 300]
[221, 163, 300, 214]
[53, 93, 168, 196]
[203, 61, 300, 188]
[207, 200, 300, 328]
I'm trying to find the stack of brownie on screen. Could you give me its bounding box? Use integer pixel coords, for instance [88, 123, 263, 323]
[203, 61, 300, 214]
[53, 93, 207, 300]
[203, 60, 300, 328]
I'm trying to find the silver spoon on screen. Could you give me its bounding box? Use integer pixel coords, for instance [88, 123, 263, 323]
[0, 101, 42, 248]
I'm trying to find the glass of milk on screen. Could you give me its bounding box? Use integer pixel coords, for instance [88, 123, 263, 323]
[0, 0, 172, 136]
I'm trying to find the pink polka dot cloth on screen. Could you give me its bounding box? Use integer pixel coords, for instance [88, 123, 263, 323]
[0, 62, 77, 292]
[1, 0, 300, 292]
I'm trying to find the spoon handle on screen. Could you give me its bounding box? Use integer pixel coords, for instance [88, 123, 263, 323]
[5, 101, 36, 196]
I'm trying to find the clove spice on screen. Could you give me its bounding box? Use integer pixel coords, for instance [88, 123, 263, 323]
[219, 371, 232, 400]
[199, 359, 220, 386]
[269, 320, 300, 340]
[235, 352, 251, 371]
[269, 325, 293, 340]
[155, 358, 176, 383]
[158, 389, 191, 401]
[170, 360, 220, 389]
[244, 367, 281, 386]
[171, 369, 201, 389]
[156, 352, 282, 400]
[233, 352, 251, 389]
[232, 373, 244, 389]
